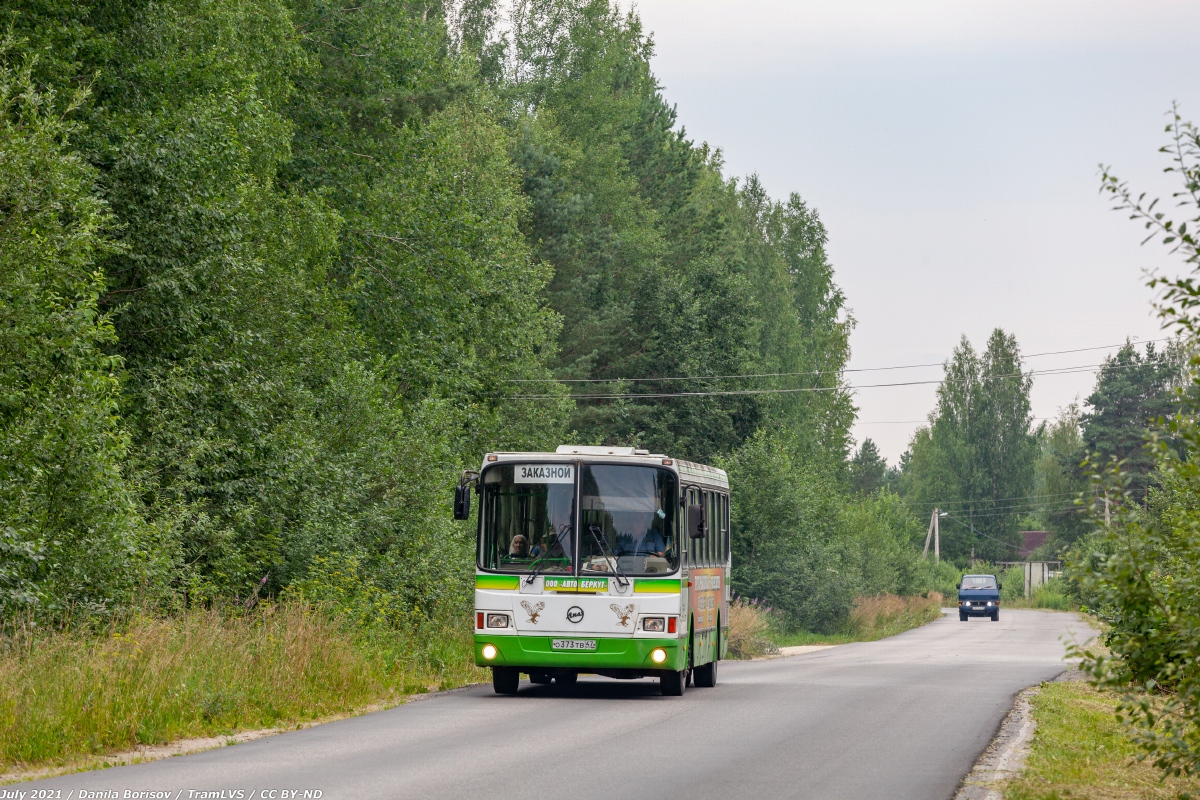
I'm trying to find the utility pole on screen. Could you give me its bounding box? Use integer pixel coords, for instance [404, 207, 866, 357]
[934, 510, 940, 564]
[922, 508, 941, 563]
[923, 508, 937, 562]
[1103, 494, 1111, 528]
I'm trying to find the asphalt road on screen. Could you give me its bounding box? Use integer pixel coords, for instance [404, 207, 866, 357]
[25, 609, 1091, 800]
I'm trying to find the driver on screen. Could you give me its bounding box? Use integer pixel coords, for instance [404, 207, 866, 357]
[641, 527, 668, 558]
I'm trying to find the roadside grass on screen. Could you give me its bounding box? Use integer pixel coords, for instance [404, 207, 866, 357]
[0, 603, 485, 774]
[846, 593, 944, 641]
[731, 593, 945, 657]
[1003, 680, 1200, 800]
[1002, 579, 1074, 612]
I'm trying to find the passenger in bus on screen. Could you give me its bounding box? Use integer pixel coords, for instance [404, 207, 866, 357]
[508, 535, 530, 558]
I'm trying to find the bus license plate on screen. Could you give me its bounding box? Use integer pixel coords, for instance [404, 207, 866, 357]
[552, 639, 596, 651]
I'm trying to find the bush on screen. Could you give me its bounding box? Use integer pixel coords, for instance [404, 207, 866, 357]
[1030, 578, 1071, 610]
[1070, 108, 1200, 780]
[847, 593, 943, 640]
[725, 598, 778, 659]
[726, 432, 938, 633]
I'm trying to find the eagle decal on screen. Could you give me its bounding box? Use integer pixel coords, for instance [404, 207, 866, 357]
[521, 600, 545, 624]
[610, 603, 635, 627]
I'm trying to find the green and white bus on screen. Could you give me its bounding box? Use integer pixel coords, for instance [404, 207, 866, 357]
[454, 445, 730, 696]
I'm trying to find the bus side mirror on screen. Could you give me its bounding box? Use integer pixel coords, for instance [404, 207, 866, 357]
[955, 583, 961, 590]
[687, 504, 706, 539]
[453, 484, 471, 520]
[998, 582, 1003, 590]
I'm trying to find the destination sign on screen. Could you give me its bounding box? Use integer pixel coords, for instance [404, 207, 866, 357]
[543, 577, 608, 592]
[513, 464, 574, 484]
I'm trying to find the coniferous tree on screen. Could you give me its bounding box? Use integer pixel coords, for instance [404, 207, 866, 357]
[1082, 341, 1182, 501]
[850, 439, 889, 495]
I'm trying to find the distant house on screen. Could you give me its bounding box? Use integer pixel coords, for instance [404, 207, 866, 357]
[1018, 530, 1048, 559]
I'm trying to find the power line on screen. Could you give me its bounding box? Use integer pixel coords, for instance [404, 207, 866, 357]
[506, 337, 1174, 384]
[511, 361, 1148, 400]
[939, 511, 1027, 550]
[908, 490, 1085, 509]
[929, 500, 1076, 515]
[942, 504, 1086, 519]
[856, 416, 1056, 425]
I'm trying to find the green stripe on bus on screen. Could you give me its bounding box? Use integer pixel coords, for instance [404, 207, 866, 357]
[476, 575, 520, 590]
[634, 579, 681, 593]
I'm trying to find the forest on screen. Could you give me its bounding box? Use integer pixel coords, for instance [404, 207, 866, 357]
[0, 0, 907, 636]
[0, 0, 1190, 642]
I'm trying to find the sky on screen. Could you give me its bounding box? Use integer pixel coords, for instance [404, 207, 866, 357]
[621, 0, 1200, 462]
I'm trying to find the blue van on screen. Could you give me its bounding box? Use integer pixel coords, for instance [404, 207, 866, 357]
[957, 574, 1001, 621]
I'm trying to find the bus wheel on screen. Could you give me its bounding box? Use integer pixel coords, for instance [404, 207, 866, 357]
[555, 672, 578, 687]
[492, 666, 519, 695]
[660, 669, 686, 696]
[694, 659, 718, 688]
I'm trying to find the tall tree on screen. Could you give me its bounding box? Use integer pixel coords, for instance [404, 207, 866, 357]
[504, 0, 852, 464]
[1082, 341, 1182, 501]
[902, 330, 1036, 560]
[1033, 405, 1090, 553]
[0, 54, 154, 617]
[849, 439, 888, 495]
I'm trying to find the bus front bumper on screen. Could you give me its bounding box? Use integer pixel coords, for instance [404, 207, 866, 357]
[475, 634, 686, 672]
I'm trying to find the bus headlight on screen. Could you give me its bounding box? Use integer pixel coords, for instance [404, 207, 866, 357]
[642, 617, 665, 632]
[486, 613, 510, 628]
[482, 644, 498, 660]
[651, 648, 667, 664]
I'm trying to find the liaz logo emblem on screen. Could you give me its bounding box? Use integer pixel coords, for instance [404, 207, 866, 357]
[610, 603, 635, 627]
[566, 606, 584, 623]
[521, 600, 544, 624]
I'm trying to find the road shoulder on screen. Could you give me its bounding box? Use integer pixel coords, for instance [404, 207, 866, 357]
[953, 673, 1076, 800]
[0, 683, 487, 786]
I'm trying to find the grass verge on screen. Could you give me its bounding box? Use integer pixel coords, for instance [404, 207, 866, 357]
[1003, 580, 1075, 611]
[1002, 680, 1200, 800]
[845, 593, 944, 641]
[0, 603, 485, 774]
[730, 593, 945, 657]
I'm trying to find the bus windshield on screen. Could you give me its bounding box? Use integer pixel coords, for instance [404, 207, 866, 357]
[580, 465, 678, 576]
[478, 462, 679, 576]
[961, 575, 998, 590]
[479, 464, 575, 574]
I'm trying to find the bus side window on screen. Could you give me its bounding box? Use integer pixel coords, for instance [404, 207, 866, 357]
[718, 492, 725, 564]
[691, 489, 700, 568]
[700, 491, 710, 566]
[716, 493, 724, 564]
[723, 493, 730, 564]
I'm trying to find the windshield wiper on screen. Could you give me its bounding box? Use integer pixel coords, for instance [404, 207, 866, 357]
[524, 525, 570, 585]
[586, 524, 630, 590]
